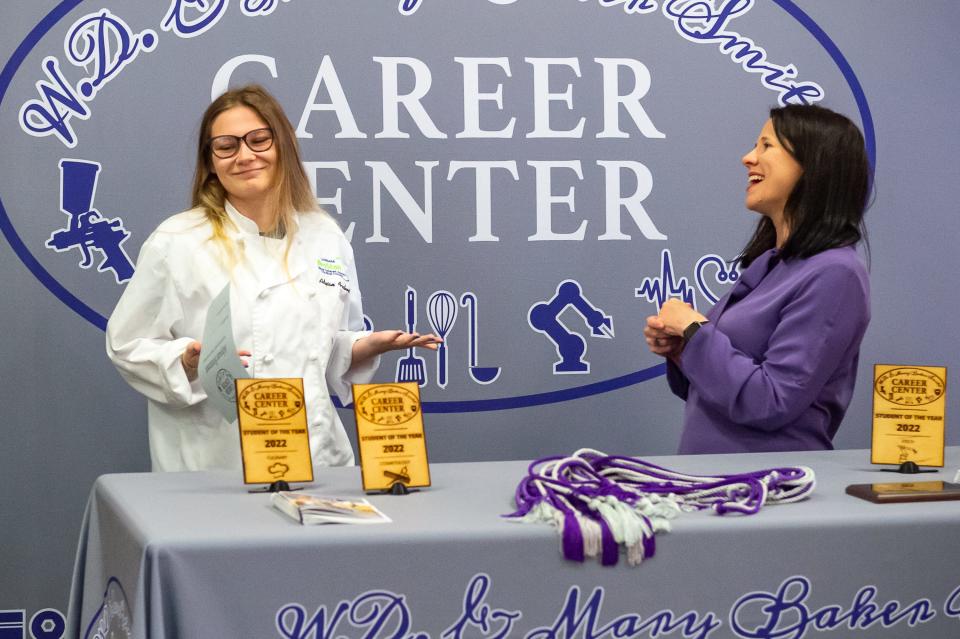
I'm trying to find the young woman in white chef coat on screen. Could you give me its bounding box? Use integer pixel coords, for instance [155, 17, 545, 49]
[107, 85, 439, 472]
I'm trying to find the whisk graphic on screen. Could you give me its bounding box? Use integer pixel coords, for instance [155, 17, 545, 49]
[426, 290, 458, 388]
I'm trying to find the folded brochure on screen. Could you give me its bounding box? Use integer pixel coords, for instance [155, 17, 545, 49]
[271, 491, 391, 525]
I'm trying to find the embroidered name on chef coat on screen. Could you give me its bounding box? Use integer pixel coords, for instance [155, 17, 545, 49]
[317, 257, 351, 293]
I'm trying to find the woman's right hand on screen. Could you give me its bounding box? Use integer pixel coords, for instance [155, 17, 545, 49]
[644, 315, 683, 362]
[181, 342, 250, 381]
[181, 341, 202, 380]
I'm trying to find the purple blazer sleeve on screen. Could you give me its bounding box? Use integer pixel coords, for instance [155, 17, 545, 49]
[678, 252, 869, 432]
[666, 359, 689, 400]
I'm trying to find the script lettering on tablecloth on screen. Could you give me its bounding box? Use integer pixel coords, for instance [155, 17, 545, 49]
[729, 576, 936, 638]
[526, 584, 721, 639]
[276, 590, 428, 639]
[273, 573, 960, 639]
[442, 574, 521, 639]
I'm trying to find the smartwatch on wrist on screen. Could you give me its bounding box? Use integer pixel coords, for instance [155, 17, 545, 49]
[682, 320, 708, 346]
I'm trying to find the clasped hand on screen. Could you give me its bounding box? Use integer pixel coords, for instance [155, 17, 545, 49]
[644, 298, 708, 362]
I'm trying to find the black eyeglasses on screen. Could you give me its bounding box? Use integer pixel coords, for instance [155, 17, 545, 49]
[208, 128, 274, 159]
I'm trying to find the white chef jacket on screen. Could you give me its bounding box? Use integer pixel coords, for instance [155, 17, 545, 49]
[106, 202, 377, 472]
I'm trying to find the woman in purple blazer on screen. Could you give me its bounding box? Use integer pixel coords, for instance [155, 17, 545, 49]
[645, 105, 871, 454]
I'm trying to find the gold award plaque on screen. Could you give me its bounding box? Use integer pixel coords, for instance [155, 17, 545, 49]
[871, 365, 947, 467]
[352, 382, 430, 492]
[235, 378, 313, 484]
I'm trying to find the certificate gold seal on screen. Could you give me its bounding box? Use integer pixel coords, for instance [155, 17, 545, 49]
[216, 368, 237, 401]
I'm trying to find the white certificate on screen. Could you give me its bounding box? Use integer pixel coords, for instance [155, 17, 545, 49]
[198, 284, 249, 421]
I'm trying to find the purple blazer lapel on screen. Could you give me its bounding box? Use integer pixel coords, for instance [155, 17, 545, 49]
[709, 249, 779, 319]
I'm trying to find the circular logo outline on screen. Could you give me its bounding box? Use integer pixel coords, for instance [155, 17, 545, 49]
[874, 367, 945, 407]
[216, 368, 237, 401]
[238, 379, 305, 420]
[357, 384, 421, 425]
[0, 0, 876, 413]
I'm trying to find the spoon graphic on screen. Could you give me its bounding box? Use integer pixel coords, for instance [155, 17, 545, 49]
[460, 292, 501, 384]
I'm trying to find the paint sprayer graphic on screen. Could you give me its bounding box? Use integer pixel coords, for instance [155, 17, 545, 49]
[46, 159, 133, 283]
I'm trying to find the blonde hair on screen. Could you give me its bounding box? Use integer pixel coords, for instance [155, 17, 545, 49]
[190, 85, 317, 266]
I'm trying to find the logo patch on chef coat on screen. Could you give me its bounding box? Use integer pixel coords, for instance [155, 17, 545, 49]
[317, 257, 349, 280]
[317, 257, 351, 293]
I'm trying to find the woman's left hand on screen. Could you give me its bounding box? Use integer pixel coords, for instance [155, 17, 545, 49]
[657, 298, 708, 336]
[352, 330, 442, 365]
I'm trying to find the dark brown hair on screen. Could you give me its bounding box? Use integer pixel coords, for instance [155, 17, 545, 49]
[740, 104, 871, 266]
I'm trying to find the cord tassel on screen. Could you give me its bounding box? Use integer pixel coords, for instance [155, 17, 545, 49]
[599, 517, 619, 566]
[505, 449, 815, 567]
[561, 509, 585, 562]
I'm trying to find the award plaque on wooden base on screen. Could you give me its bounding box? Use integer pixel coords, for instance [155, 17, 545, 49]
[352, 382, 431, 493]
[235, 378, 313, 486]
[846, 481, 960, 504]
[870, 365, 947, 468]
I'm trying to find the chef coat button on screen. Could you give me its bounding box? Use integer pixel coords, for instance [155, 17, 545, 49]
[263, 353, 274, 364]
[259, 289, 270, 299]
[308, 289, 317, 299]
[308, 351, 320, 361]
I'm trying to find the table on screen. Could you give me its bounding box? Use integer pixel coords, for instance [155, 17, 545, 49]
[66, 449, 960, 638]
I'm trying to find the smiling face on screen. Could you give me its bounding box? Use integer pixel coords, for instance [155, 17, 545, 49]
[209, 105, 278, 216]
[741, 118, 803, 224]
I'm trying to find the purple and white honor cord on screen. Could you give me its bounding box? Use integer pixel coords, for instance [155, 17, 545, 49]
[505, 448, 815, 567]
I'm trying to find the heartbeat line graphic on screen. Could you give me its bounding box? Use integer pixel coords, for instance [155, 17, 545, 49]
[635, 249, 697, 311]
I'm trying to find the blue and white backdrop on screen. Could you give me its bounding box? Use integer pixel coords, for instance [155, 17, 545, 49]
[1, 0, 957, 629]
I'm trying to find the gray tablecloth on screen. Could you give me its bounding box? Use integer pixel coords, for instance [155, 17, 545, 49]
[66, 449, 960, 638]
